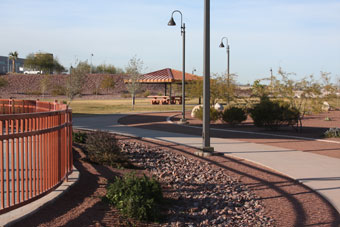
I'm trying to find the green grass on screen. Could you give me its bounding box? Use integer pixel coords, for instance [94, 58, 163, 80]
[67, 98, 200, 114]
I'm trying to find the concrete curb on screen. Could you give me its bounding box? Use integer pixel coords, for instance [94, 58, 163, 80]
[0, 166, 80, 227]
[166, 113, 340, 214]
[167, 114, 340, 145]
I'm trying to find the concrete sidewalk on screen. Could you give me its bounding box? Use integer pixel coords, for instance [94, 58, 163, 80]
[73, 114, 340, 214]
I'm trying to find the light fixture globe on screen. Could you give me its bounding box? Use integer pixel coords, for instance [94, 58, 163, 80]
[168, 17, 176, 26]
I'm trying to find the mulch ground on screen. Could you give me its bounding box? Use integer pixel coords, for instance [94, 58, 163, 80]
[11, 111, 340, 226]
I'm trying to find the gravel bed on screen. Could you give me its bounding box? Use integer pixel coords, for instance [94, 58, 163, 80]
[120, 141, 275, 226]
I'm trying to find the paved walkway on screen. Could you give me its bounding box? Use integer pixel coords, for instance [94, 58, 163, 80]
[73, 114, 340, 214]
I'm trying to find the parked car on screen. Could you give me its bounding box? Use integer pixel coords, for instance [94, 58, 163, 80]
[24, 70, 42, 74]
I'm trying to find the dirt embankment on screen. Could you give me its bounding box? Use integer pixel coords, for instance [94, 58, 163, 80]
[0, 73, 164, 99]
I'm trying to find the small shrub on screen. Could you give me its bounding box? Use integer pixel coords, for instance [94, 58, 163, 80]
[72, 131, 87, 143]
[143, 90, 151, 97]
[25, 90, 42, 96]
[85, 131, 132, 168]
[222, 107, 247, 125]
[324, 128, 340, 138]
[0, 77, 8, 88]
[121, 93, 130, 98]
[51, 85, 66, 96]
[92, 89, 101, 95]
[106, 172, 163, 221]
[193, 106, 220, 122]
[250, 97, 300, 130]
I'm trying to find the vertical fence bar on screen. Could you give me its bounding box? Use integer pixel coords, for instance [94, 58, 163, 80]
[0, 120, 4, 209]
[38, 117, 42, 194]
[48, 115, 51, 190]
[64, 112, 67, 180]
[53, 115, 56, 185]
[16, 119, 20, 204]
[32, 117, 36, 197]
[20, 119, 24, 202]
[11, 119, 15, 206]
[29, 118, 32, 199]
[44, 116, 48, 191]
[25, 118, 28, 200]
[6, 120, 9, 207]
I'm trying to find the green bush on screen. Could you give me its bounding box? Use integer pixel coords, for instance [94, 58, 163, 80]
[72, 131, 87, 143]
[51, 85, 66, 96]
[249, 97, 300, 130]
[25, 90, 42, 96]
[324, 128, 340, 138]
[143, 90, 151, 97]
[0, 77, 8, 88]
[106, 172, 163, 221]
[193, 106, 220, 122]
[86, 131, 132, 168]
[221, 107, 247, 125]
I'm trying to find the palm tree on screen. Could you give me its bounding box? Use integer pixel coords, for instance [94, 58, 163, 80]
[8, 51, 18, 73]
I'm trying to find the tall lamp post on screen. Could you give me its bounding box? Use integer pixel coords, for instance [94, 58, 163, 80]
[202, 0, 214, 153]
[219, 37, 230, 103]
[168, 10, 187, 124]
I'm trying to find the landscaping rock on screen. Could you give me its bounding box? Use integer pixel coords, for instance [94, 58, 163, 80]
[119, 140, 275, 226]
[214, 103, 224, 111]
[191, 105, 203, 118]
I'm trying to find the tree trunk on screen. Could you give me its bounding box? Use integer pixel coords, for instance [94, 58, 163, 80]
[132, 93, 135, 110]
[12, 60, 15, 73]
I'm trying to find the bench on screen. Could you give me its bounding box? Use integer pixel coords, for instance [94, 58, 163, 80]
[147, 96, 182, 105]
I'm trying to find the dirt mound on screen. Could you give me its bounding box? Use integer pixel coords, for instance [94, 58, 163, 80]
[0, 73, 164, 98]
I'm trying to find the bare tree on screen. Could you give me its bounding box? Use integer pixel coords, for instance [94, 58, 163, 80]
[125, 56, 144, 109]
[101, 75, 116, 94]
[66, 63, 87, 105]
[40, 74, 51, 98]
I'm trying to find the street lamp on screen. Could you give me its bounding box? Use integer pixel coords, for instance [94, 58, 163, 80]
[168, 10, 187, 124]
[219, 37, 230, 103]
[202, 0, 214, 153]
[192, 68, 196, 75]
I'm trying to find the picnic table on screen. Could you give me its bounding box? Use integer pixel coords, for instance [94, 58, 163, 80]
[147, 96, 182, 105]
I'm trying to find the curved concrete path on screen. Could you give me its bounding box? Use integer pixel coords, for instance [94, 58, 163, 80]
[73, 114, 340, 214]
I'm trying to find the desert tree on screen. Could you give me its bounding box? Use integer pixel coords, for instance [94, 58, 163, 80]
[187, 79, 203, 104]
[125, 56, 144, 109]
[24, 53, 66, 74]
[320, 71, 336, 99]
[66, 62, 88, 105]
[101, 75, 116, 94]
[40, 74, 51, 98]
[8, 51, 18, 73]
[75, 61, 91, 73]
[95, 64, 117, 74]
[0, 76, 8, 90]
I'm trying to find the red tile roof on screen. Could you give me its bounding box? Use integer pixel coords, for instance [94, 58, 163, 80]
[171, 69, 201, 81]
[124, 68, 202, 83]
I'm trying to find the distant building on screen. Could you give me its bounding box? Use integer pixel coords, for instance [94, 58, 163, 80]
[0, 56, 25, 74]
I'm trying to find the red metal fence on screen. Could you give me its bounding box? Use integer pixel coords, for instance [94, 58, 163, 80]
[0, 99, 73, 214]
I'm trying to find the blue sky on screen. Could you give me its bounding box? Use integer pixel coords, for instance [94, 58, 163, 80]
[1, 0, 340, 84]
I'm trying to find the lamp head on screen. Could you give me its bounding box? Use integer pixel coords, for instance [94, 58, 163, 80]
[219, 42, 225, 48]
[168, 17, 176, 26]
